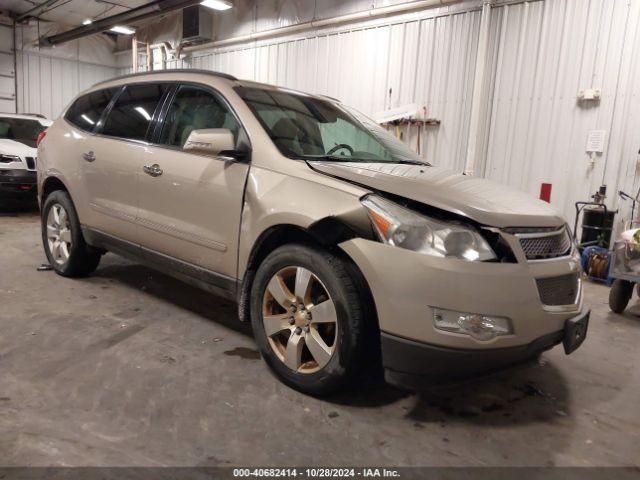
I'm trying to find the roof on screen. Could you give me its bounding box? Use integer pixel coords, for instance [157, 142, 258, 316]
[232, 79, 341, 103]
[92, 69, 237, 88]
[91, 69, 342, 104]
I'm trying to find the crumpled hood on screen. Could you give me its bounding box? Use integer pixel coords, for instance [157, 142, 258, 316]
[0, 139, 36, 158]
[309, 161, 565, 228]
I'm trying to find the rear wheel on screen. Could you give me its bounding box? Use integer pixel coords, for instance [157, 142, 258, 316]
[251, 244, 367, 396]
[609, 279, 634, 313]
[41, 190, 101, 277]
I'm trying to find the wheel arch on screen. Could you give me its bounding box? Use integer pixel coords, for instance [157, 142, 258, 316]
[238, 224, 331, 324]
[41, 175, 70, 204]
[237, 220, 377, 330]
[40, 176, 90, 247]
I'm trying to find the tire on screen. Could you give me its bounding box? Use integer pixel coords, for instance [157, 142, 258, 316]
[250, 243, 367, 396]
[609, 279, 634, 314]
[41, 190, 101, 277]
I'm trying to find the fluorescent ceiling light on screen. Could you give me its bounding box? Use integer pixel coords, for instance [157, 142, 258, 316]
[80, 114, 94, 125]
[82, 19, 92, 25]
[200, 0, 232, 11]
[110, 25, 135, 35]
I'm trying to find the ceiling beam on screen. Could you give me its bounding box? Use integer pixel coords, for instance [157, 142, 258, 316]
[40, 0, 201, 46]
[16, 0, 61, 22]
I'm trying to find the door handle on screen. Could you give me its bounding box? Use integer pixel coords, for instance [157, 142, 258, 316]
[82, 151, 96, 162]
[143, 163, 163, 177]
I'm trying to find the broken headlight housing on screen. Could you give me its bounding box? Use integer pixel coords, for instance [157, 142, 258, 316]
[361, 195, 496, 261]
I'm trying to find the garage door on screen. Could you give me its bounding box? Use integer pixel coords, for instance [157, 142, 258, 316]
[0, 23, 16, 114]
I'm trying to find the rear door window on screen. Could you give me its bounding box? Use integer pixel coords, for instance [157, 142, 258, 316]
[65, 88, 119, 132]
[101, 83, 170, 141]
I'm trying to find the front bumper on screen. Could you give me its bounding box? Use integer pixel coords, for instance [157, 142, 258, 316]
[339, 238, 586, 385]
[0, 169, 37, 191]
[382, 309, 589, 389]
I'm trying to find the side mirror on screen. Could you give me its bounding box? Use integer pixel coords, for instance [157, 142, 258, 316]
[183, 128, 237, 158]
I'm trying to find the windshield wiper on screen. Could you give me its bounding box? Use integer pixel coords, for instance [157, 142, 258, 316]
[301, 155, 371, 162]
[384, 159, 430, 166]
[302, 155, 429, 166]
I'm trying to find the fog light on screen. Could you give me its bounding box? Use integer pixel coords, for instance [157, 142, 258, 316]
[433, 308, 512, 341]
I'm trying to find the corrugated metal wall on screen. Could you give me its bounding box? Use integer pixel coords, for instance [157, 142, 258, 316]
[12, 24, 118, 120]
[15, 51, 117, 119]
[0, 23, 16, 113]
[482, 0, 640, 231]
[147, 0, 639, 227]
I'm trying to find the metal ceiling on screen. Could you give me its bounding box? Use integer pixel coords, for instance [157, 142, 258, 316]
[40, 0, 201, 45]
[0, 0, 151, 26]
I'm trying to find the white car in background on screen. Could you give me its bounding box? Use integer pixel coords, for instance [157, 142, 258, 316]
[0, 113, 52, 194]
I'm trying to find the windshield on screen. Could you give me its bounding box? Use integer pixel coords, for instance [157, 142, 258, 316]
[236, 87, 426, 164]
[0, 117, 46, 148]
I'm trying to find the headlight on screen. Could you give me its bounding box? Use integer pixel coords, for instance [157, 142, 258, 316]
[361, 195, 496, 261]
[0, 154, 20, 163]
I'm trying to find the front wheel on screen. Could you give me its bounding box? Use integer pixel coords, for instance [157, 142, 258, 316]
[250, 244, 367, 396]
[41, 190, 101, 277]
[609, 279, 634, 313]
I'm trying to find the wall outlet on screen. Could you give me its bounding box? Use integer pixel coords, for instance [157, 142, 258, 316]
[578, 89, 602, 100]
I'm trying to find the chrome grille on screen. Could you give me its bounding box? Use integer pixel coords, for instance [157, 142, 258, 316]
[536, 273, 579, 306]
[507, 227, 572, 260]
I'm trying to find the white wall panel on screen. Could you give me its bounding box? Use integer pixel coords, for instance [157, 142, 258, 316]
[482, 0, 640, 227]
[0, 24, 16, 113]
[15, 50, 117, 119]
[602, 0, 640, 230]
[12, 22, 118, 120]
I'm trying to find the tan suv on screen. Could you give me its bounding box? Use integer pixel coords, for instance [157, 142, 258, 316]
[37, 70, 589, 394]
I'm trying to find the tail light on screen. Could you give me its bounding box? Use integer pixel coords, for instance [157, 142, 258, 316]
[36, 130, 47, 147]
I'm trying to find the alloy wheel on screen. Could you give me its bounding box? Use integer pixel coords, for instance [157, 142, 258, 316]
[262, 266, 338, 374]
[46, 203, 72, 265]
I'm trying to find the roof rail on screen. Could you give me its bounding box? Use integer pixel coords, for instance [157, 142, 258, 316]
[318, 94, 341, 103]
[22, 113, 47, 119]
[92, 69, 237, 88]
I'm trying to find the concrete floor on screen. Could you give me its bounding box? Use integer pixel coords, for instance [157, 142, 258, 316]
[1, 199, 639, 467]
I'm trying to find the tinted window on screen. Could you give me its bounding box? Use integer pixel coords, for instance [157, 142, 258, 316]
[159, 86, 240, 148]
[0, 117, 46, 148]
[65, 88, 118, 132]
[102, 84, 169, 141]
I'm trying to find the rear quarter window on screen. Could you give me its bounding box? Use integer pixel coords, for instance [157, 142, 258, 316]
[65, 88, 119, 132]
